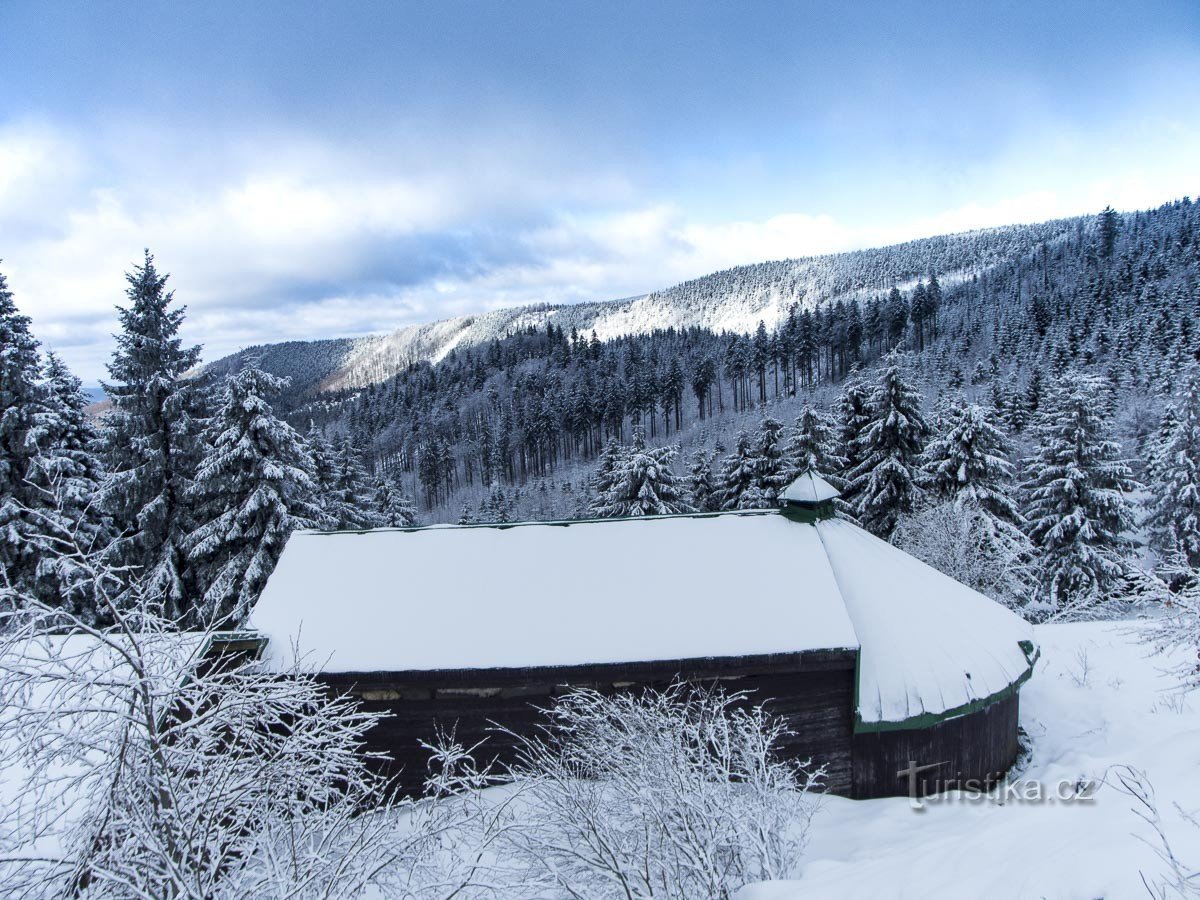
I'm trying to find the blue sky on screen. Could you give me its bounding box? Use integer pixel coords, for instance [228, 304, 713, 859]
[2, 0, 1198, 380]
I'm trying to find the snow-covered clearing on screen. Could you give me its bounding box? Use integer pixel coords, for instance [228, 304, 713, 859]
[740, 620, 1200, 899]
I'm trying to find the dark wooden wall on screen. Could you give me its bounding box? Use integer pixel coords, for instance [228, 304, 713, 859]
[320, 648, 858, 796]
[850, 693, 1021, 799]
[319, 651, 1024, 801]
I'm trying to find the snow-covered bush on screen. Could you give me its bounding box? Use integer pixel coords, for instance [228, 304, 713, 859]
[0, 535, 510, 898]
[1141, 565, 1200, 694]
[502, 683, 824, 899]
[892, 500, 1035, 612]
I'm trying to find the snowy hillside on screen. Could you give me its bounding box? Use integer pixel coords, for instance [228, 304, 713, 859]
[208, 217, 1081, 395]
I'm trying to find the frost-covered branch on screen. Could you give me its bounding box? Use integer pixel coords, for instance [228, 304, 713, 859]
[498, 682, 824, 900]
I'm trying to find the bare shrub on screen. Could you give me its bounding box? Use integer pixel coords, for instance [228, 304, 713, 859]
[501, 682, 824, 900]
[0, 535, 511, 899]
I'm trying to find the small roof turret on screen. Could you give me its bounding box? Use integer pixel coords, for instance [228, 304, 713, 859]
[779, 470, 841, 505]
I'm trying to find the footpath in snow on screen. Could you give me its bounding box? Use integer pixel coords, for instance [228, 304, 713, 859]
[740, 620, 1200, 900]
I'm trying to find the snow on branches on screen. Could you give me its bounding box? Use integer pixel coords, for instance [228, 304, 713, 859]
[500, 683, 825, 899]
[0, 536, 511, 899]
[1022, 372, 1137, 613]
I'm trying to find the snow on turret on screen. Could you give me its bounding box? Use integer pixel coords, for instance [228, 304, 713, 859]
[779, 470, 841, 505]
[778, 469, 841, 521]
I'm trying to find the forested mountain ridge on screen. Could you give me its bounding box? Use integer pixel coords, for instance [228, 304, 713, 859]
[209, 215, 1084, 396]
[4, 196, 1197, 627]
[264, 198, 1196, 526]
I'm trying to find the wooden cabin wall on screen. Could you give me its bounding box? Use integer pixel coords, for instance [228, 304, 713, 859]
[850, 693, 1021, 800]
[320, 649, 858, 797]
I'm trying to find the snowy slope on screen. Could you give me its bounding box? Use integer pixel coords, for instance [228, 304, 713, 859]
[738, 621, 1200, 900]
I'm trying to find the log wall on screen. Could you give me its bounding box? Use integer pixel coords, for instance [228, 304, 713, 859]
[319, 652, 1023, 801]
[850, 692, 1021, 799]
[321, 648, 858, 796]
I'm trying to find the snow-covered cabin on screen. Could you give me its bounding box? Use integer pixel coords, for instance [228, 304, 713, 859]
[248, 473, 1037, 798]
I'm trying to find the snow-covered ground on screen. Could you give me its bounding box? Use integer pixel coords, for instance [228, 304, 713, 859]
[741, 620, 1200, 899]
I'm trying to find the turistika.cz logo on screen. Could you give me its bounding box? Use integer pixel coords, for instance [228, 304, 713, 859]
[898, 760, 1099, 811]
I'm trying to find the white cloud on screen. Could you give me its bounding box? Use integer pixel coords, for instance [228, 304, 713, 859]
[2, 116, 1197, 383]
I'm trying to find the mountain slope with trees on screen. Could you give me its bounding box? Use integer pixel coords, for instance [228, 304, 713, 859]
[1, 195, 1198, 624]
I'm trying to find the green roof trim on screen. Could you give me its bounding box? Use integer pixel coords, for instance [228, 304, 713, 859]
[853, 640, 1040, 733]
[298, 507, 781, 536]
[779, 500, 837, 523]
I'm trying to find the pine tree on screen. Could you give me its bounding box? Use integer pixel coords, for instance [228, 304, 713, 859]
[922, 395, 1021, 524]
[1098, 205, 1120, 259]
[686, 449, 720, 513]
[834, 378, 871, 501]
[99, 251, 205, 617]
[925, 272, 942, 342]
[1146, 365, 1200, 566]
[785, 405, 847, 484]
[305, 423, 337, 512]
[0, 270, 52, 596]
[483, 486, 513, 523]
[327, 436, 380, 529]
[718, 431, 763, 510]
[847, 354, 931, 537]
[371, 471, 418, 527]
[185, 362, 321, 624]
[753, 417, 791, 504]
[909, 281, 928, 352]
[588, 438, 626, 516]
[595, 429, 690, 517]
[28, 352, 111, 614]
[1022, 373, 1136, 610]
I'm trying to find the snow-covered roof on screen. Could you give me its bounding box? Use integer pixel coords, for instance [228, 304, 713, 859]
[814, 518, 1036, 728]
[250, 512, 860, 673]
[779, 471, 842, 504]
[250, 510, 1037, 728]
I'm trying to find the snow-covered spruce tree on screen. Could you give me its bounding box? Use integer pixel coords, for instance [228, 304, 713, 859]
[846, 354, 931, 537]
[718, 430, 763, 510]
[754, 417, 792, 504]
[785, 405, 847, 484]
[921, 395, 1022, 524]
[326, 436, 381, 529]
[595, 429, 690, 517]
[686, 448, 720, 513]
[371, 470, 418, 527]
[909, 395, 1034, 607]
[27, 352, 111, 614]
[0, 269, 50, 596]
[1146, 365, 1200, 567]
[1022, 372, 1137, 612]
[185, 363, 321, 625]
[99, 251, 205, 618]
[304, 421, 337, 527]
[834, 377, 871, 504]
[588, 438, 626, 517]
[484, 485, 514, 523]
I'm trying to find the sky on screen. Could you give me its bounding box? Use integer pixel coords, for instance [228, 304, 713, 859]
[2, 1, 1198, 382]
